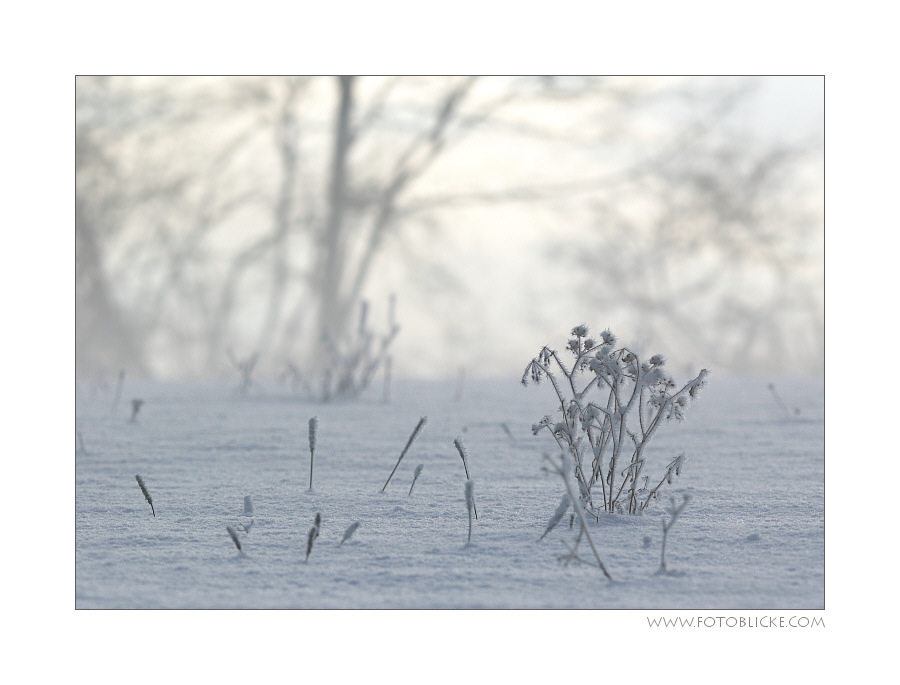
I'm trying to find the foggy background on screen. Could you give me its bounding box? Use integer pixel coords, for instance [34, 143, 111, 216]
[75, 75, 823, 383]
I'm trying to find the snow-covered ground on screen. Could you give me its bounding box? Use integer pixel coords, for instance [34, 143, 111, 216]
[75, 374, 823, 609]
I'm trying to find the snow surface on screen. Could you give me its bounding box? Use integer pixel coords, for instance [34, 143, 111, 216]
[75, 375, 823, 609]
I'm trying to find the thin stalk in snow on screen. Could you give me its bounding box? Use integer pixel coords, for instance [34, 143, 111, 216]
[544, 453, 612, 581]
[308, 416, 318, 491]
[453, 437, 477, 518]
[381, 417, 427, 492]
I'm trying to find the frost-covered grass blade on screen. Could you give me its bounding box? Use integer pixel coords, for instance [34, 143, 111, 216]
[305, 513, 321, 562]
[308, 416, 318, 491]
[408, 464, 424, 496]
[226, 525, 242, 552]
[340, 521, 360, 546]
[464, 480, 475, 543]
[381, 416, 427, 492]
[539, 494, 570, 541]
[134, 474, 155, 517]
[453, 436, 477, 518]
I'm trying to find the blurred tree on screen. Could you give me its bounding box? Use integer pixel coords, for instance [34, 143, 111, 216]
[77, 76, 279, 377]
[200, 75, 509, 375]
[76, 76, 194, 377]
[564, 131, 823, 374]
[77, 75, 599, 378]
[75, 76, 821, 380]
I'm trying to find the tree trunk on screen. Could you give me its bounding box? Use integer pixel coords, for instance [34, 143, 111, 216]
[318, 76, 355, 345]
[255, 79, 302, 355]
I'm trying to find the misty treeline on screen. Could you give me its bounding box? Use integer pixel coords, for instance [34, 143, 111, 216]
[76, 76, 822, 381]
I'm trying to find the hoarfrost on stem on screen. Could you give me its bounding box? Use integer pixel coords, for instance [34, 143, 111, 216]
[523, 325, 708, 517]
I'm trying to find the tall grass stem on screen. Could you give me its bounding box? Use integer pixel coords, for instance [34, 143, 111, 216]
[381, 417, 427, 492]
[135, 474, 155, 517]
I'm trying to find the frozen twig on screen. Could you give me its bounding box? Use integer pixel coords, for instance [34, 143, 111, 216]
[381, 417, 427, 492]
[543, 453, 613, 580]
[656, 494, 690, 575]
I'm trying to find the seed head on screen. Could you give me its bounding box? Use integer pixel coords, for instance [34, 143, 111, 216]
[571, 324, 589, 338]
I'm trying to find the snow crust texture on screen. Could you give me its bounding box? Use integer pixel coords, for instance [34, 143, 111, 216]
[75, 377, 824, 609]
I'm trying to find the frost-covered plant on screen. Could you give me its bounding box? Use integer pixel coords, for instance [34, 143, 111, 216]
[227, 350, 258, 396]
[324, 297, 398, 400]
[288, 296, 400, 402]
[523, 325, 708, 516]
[656, 494, 690, 575]
[543, 453, 613, 580]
